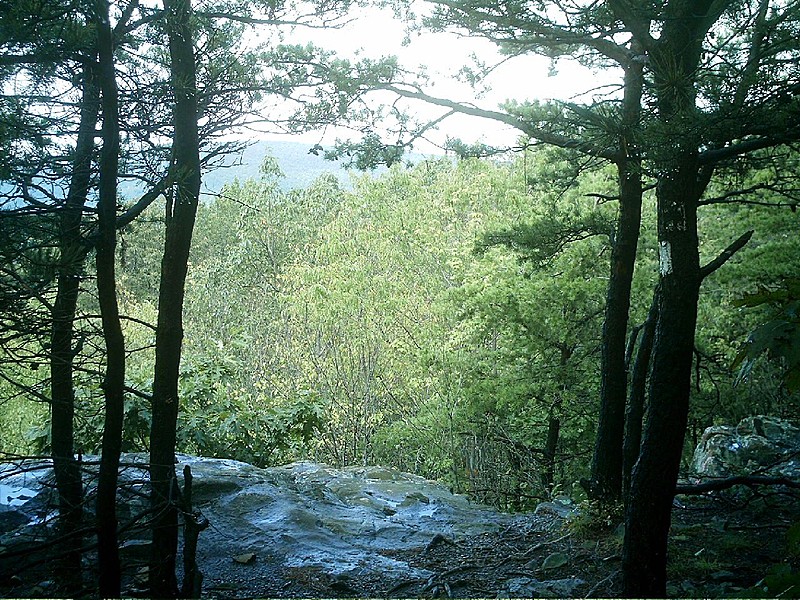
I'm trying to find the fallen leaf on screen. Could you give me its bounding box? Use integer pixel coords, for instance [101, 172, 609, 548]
[233, 553, 256, 564]
[541, 551, 568, 570]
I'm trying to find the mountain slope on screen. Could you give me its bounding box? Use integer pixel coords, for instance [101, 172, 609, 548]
[204, 140, 357, 193]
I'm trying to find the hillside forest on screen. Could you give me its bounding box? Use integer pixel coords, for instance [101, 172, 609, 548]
[2, 0, 800, 598]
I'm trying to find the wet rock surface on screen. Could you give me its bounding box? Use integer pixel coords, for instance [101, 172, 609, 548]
[177, 457, 522, 597]
[0, 455, 588, 597]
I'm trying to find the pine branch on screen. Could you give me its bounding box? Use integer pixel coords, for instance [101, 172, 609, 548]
[380, 84, 622, 162]
[699, 230, 753, 280]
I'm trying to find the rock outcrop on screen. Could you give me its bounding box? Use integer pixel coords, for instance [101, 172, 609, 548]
[1, 455, 524, 595]
[690, 415, 800, 479]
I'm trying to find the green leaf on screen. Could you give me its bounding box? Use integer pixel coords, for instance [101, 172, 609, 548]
[541, 552, 569, 570]
[787, 522, 800, 556]
[785, 368, 800, 393]
[233, 553, 257, 565]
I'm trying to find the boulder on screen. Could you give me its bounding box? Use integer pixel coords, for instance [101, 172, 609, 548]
[690, 416, 800, 479]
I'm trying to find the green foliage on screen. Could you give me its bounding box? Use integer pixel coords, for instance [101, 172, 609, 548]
[101, 141, 800, 510]
[474, 211, 613, 267]
[444, 138, 503, 159]
[278, 158, 511, 468]
[1, 128, 784, 515]
[0, 392, 48, 456]
[736, 564, 800, 598]
[566, 499, 624, 538]
[325, 130, 406, 169]
[261, 43, 400, 143]
[177, 342, 324, 466]
[788, 521, 800, 558]
[734, 279, 800, 393]
[560, 507, 629, 589]
[679, 198, 799, 431]
[109, 165, 344, 462]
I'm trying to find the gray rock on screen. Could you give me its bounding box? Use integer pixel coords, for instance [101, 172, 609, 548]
[534, 500, 577, 519]
[690, 416, 800, 479]
[1, 455, 514, 590]
[179, 458, 511, 573]
[0, 504, 29, 534]
[505, 576, 586, 598]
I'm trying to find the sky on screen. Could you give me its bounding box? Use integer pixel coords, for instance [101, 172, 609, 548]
[267, 4, 618, 153]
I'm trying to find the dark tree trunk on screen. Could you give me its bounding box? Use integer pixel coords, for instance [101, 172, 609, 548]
[49, 57, 99, 594]
[622, 10, 713, 591]
[543, 345, 572, 493]
[617, 230, 752, 510]
[180, 465, 209, 598]
[541, 412, 560, 493]
[623, 165, 700, 596]
[95, 0, 125, 595]
[622, 285, 658, 501]
[149, 0, 201, 595]
[588, 55, 644, 502]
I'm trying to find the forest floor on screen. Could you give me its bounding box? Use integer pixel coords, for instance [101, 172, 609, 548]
[1, 491, 797, 598]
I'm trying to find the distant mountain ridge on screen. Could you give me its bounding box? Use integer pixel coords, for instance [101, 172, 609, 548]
[204, 139, 358, 193]
[112, 139, 354, 200]
[1, 139, 429, 203]
[202, 139, 439, 195]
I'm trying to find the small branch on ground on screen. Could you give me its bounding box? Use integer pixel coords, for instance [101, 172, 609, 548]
[676, 475, 800, 495]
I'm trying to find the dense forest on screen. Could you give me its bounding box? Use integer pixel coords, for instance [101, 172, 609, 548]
[1, 0, 800, 598]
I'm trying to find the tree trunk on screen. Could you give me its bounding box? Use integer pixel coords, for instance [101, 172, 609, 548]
[588, 55, 644, 502]
[95, 0, 125, 595]
[622, 228, 751, 512]
[49, 57, 99, 595]
[619, 2, 732, 590]
[541, 412, 560, 493]
[622, 226, 755, 591]
[149, 0, 201, 595]
[623, 166, 700, 596]
[622, 285, 658, 501]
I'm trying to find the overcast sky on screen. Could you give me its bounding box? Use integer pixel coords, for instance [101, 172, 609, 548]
[270, 4, 616, 153]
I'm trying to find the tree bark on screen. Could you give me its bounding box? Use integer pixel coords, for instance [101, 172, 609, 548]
[622, 8, 714, 591]
[622, 232, 752, 515]
[49, 55, 99, 594]
[95, 0, 125, 595]
[622, 285, 658, 501]
[623, 168, 701, 596]
[149, 0, 201, 595]
[588, 52, 644, 502]
[180, 465, 210, 598]
[541, 412, 560, 493]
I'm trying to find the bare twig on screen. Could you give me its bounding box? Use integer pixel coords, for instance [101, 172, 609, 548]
[676, 475, 800, 495]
